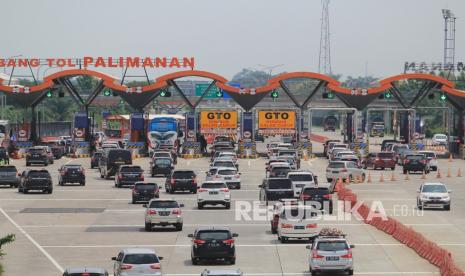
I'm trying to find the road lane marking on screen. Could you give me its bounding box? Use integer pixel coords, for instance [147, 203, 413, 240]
[41, 243, 407, 248]
[165, 273, 437, 276]
[0, 208, 64, 273]
[0, 198, 259, 201]
[21, 223, 413, 228]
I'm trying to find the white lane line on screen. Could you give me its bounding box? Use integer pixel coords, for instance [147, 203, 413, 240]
[21, 223, 409, 228]
[41, 243, 407, 248]
[248, 160, 251, 167]
[0, 198, 258, 201]
[0, 208, 64, 273]
[65, 159, 74, 165]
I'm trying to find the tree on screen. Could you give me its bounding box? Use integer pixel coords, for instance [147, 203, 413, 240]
[231, 69, 278, 88]
[0, 234, 15, 275]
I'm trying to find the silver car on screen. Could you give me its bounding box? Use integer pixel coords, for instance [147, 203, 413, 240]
[144, 199, 184, 231]
[206, 167, 241, 189]
[201, 269, 243, 276]
[0, 165, 20, 188]
[112, 248, 163, 276]
[307, 235, 355, 275]
[417, 182, 451, 210]
[325, 161, 365, 183]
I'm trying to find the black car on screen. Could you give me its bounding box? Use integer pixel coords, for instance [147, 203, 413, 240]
[58, 164, 85, 186]
[114, 165, 144, 188]
[150, 157, 174, 177]
[188, 227, 238, 265]
[259, 178, 294, 205]
[50, 145, 64, 159]
[90, 151, 102, 169]
[18, 169, 53, 194]
[254, 131, 265, 142]
[62, 267, 108, 276]
[26, 147, 49, 166]
[165, 170, 197, 194]
[132, 182, 159, 203]
[0, 147, 9, 164]
[403, 154, 430, 174]
[300, 187, 333, 214]
[99, 149, 132, 179]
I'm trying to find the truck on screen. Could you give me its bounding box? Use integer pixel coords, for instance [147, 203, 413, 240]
[147, 115, 182, 156]
[323, 116, 337, 132]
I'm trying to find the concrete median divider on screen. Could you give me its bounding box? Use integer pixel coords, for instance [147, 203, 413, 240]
[337, 185, 465, 275]
[126, 142, 146, 159]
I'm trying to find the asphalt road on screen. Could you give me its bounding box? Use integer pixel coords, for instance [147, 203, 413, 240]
[2, 137, 461, 275]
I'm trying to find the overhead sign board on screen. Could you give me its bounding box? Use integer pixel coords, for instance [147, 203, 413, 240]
[258, 110, 296, 129]
[195, 84, 221, 99]
[200, 110, 238, 130]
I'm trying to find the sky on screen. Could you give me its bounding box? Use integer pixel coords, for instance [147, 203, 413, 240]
[2, 0, 464, 81]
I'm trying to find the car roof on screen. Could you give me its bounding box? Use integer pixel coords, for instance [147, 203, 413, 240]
[195, 226, 231, 231]
[173, 169, 195, 173]
[216, 167, 237, 171]
[65, 267, 107, 273]
[122, 248, 157, 254]
[202, 269, 242, 275]
[287, 171, 313, 175]
[202, 181, 226, 184]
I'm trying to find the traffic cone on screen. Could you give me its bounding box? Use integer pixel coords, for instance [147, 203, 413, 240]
[367, 172, 372, 183]
[436, 169, 441, 178]
[404, 171, 410, 180]
[458, 168, 462, 177]
[379, 173, 384, 182]
[421, 170, 426, 179]
[345, 177, 351, 185]
[390, 171, 396, 181]
[449, 154, 453, 162]
[447, 168, 452, 178]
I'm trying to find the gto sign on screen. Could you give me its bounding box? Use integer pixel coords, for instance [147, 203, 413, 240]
[200, 111, 238, 129]
[258, 111, 295, 129]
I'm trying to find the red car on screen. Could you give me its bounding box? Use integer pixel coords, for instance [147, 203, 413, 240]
[363, 152, 396, 170]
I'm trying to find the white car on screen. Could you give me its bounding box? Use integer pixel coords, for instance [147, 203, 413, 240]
[417, 182, 451, 210]
[211, 159, 236, 170]
[197, 181, 231, 209]
[418, 151, 438, 171]
[287, 171, 317, 197]
[144, 199, 184, 231]
[326, 161, 365, 183]
[328, 143, 348, 158]
[307, 235, 354, 276]
[214, 155, 239, 169]
[432, 134, 448, 146]
[277, 205, 320, 243]
[206, 167, 241, 189]
[112, 248, 163, 276]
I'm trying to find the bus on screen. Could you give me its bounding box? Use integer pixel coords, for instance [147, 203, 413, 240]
[0, 120, 9, 147]
[323, 116, 337, 131]
[147, 115, 184, 156]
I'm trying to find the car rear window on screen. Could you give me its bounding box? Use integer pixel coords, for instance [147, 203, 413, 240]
[218, 170, 236, 176]
[213, 161, 234, 167]
[149, 200, 178, 208]
[29, 148, 45, 154]
[67, 273, 104, 276]
[329, 162, 344, 169]
[197, 230, 231, 240]
[407, 155, 424, 160]
[302, 188, 330, 196]
[288, 174, 313, 182]
[268, 179, 292, 189]
[317, 241, 349, 251]
[173, 171, 195, 178]
[154, 152, 170, 157]
[378, 152, 394, 158]
[155, 158, 171, 165]
[135, 183, 157, 190]
[201, 182, 227, 189]
[108, 150, 131, 161]
[29, 171, 50, 178]
[120, 166, 142, 172]
[123, 254, 159, 264]
[0, 166, 17, 172]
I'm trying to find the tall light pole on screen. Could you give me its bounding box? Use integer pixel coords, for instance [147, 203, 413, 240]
[257, 64, 284, 79]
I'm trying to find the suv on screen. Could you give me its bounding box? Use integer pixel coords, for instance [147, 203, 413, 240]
[144, 199, 184, 231]
[152, 150, 176, 164]
[58, 164, 85, 186]
[26, 147, 49, 166]
[417, 182, 451, 210]
[0, 147, 9, 164]
[211, 159, 236, 170]
[326, 161, 365, 183]
[270, 199, 299, 234]
[112, 248, 163, 276]
[63, 267, 108, 276]
[36, 146, 55, 164]
[90, 151, 103, 169]
[188, 227, 238, 265]
[363, 152, 396, 170]
[323, 140, 340, 156]
[277, 205, 319, 243]
[150, 157, 174, 177]
[307, 235, 355, 275]
[418, 151, 438, 171]
[259, 178, 294, 205]
[197, 181, 231, 209]
[18, 169, 53, 194]
[132, 182, 159, 204]
[287, 171, 317, 198]
[403, 154, 430, 174]
[115, 165, 144, 188]
[370, 124, 385, 137]
[99, 149, 132, 179]
[300, 187, 333, 214]
[0, 165, 20, 188]
[206, 167, 241, 189]
[269, 163, 291, 178]
[165, 170, 197, 194]
[201, 269, 243, 276]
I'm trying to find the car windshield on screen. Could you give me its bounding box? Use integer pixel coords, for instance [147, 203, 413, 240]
[378, 152, 394, 158]
[149, 200, 178, 208]
[317, 241, 349, 251]
[218, 170, 237, 176]
[120, 166, 142, 172]
[123, 254, 159, 264]
[422, 185, 447, 193]
[303, 188, 330, 196]
[329, 162, 344, 169]
[29, 171, 50, 178]
[288, 174, 313, 182]
[213, 161, 234, 168]
[268, 179, 292, 189]
[135, 184, 157, 190]
[173, 171, 195, 178]
[198, 230, 231, 240]
[202, 183, 226, 189]
[0, 166, 17, 172]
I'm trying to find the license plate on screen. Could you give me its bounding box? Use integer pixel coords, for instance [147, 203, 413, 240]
[332, 171, 339, 173]
[209, 191, 219, 195]
[159, 211, 170, 216]
[294, 225, 305, 230]
[326, 256, 339, 261]
[225, 177, 232, 180]
[33, 155, 39, 157]
[208, 243, 220, 247]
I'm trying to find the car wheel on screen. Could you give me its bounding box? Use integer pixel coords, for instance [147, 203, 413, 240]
[225, 203, 231, 209]
[191, 189, 197, 194]
[131, 199, 136, 204]
[100, 172, 104, 179]
[151, 173, 155, 177]
[326, 178, 332, 182]
[271, 228, 277, 234]
[26, 162, 30, 166]
[191, 258, 199, 265]
[403, 169, 407, 174]
[197, 203, 203, 209]
[169, 188, 174, 194]
[444, 204, 451, 211]
[362, 174, 366, 181]
[229, 257, 236, 265]
[81, 182, 85, 186]
[348, 269, 354, 275]
[391, 167, 395, 171]
[23, 189, 28, 194]
[145, 222, 152, 231]
[281, 237, 287, 243]
[47, 188, 53, 194]
[175, 223, 183, 231]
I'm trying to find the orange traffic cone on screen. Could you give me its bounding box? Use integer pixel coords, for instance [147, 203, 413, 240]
[345, 177, 350, 185]
[449, 154, 453, 162]
[458, 168, 462, 177]
[436, 169, 442, 178]
[367, 172, 372, 183]
[421, 170, 426, 179]
[447, 168, 452, 178]
[390, 172, 396, 181]
[379, 173, 384, 182]
[404, 171, 410, 180]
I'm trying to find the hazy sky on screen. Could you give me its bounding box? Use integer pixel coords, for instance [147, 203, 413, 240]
[2, 0, 464, 80]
